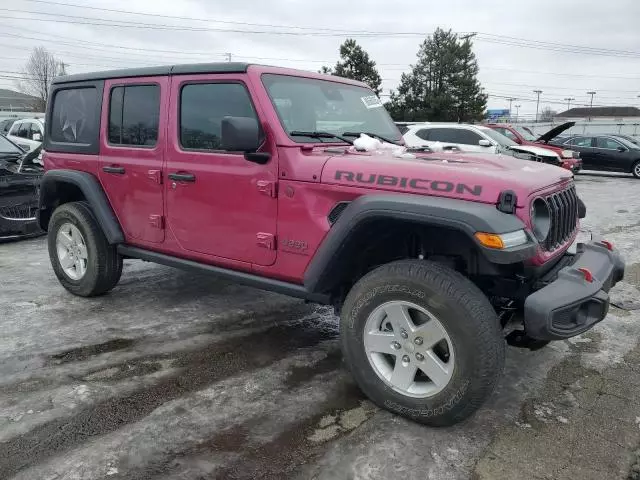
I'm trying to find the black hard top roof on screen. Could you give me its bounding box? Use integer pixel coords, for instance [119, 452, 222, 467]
[52, 62, 250, 84]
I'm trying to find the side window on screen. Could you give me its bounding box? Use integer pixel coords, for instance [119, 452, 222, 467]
[50, 87, 99, 144]
[180, 83, 257, 151]
[17, 123, 30, 138]
[498, 128, 517, 141]
[108, 84, 160, 147]
[568, 137, 592, 147]
[427, 128, 458, 143]
[415, 129, 431, 141]
[596, 137, 623, 150]
[454, 129, 483, 145]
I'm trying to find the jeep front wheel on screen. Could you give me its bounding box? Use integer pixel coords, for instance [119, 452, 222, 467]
[48, 201, 123, 297]
[340, 260, 505, 426]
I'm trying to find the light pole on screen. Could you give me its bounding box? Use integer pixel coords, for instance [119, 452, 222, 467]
[587, 91, 596, 121]
[507, 97, 517, 120]
[515, 104, 521, 122]
[564, 97, 575, 111]
[533, 90, 543, 122]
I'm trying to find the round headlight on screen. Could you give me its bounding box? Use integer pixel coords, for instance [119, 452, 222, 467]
[531, 198, 551, 241]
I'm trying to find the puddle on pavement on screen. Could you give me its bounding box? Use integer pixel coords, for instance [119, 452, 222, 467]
[49, 338, 136, 364]
[0, 315, 340, 479]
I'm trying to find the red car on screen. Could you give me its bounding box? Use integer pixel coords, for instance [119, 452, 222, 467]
[487, 122, 582, 173]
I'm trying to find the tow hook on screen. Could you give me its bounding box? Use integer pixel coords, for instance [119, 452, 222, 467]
[505, 330, 549, 351]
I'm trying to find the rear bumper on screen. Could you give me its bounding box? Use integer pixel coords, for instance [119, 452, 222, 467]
[524, 241, 625, 340]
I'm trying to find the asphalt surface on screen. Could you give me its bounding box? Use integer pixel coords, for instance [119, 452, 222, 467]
[1, 171, 639, 480]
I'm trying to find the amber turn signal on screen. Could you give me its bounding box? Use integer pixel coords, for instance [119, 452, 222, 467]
[475, 232, 505, 249]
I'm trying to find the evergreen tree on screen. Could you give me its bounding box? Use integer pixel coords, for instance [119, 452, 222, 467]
[321, 39, 382, 95]
[386, 29, 487, 122]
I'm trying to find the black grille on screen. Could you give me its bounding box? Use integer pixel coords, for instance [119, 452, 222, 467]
[328, 202, 350, 225]
[543, 186, 578, 251]
[0, 204, 38, 220]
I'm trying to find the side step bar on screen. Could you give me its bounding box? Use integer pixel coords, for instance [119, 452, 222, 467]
[117, 245, 329, 304]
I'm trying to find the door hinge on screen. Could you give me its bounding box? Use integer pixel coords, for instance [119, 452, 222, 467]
[256, 232, 276, 250]
[149, 214, 164, 229]
[148, 169, 162, 184]
[257, 180, 277, 198]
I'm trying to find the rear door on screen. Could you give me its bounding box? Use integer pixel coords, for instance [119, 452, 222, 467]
[99, 77, 167, 244]
[593, 137, 631, 172]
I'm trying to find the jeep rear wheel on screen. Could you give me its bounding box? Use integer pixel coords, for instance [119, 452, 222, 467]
[48, 202, 123, 297]
[340, 260, 505, 426]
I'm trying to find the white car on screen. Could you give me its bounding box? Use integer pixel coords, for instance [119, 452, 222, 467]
[403, 123, 563, 164]
[6, 118, 45, 152]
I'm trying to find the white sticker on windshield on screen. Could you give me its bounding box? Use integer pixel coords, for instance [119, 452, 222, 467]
[361, 95, 383, 109]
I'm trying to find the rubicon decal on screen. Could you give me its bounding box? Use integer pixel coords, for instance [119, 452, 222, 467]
[334, 171, 483, 196]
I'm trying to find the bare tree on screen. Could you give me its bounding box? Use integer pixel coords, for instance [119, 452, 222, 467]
[17, 47, 62, 112]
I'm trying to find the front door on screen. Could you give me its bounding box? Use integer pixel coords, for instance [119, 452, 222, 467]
[99, 77, 167, 244]
[165, 75, 278, 266]
[593, 137, 629, 172]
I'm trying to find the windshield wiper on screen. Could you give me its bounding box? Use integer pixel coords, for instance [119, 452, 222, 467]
[290, 131, 353, 145]
[343, 131, 402, 146]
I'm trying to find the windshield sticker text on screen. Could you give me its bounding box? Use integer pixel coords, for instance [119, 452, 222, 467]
[360, 96, 383, 109]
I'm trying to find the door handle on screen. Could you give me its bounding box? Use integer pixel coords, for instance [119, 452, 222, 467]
[168, 172, 196, 182]
[103, 165, 125, 174]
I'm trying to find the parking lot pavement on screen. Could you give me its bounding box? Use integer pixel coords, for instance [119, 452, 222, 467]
[1, 172, 639, 480]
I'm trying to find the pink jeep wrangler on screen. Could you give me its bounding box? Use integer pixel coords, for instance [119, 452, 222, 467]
[39, 63, 624, 426]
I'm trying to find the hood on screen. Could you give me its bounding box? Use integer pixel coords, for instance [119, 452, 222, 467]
[536, 122, 575, 143]
[321, 150, 573, 207]
[508, 144, 560, 159]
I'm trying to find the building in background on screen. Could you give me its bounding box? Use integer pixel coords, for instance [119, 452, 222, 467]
[0, 89, 40, 112]
[554, 106, 640, 123]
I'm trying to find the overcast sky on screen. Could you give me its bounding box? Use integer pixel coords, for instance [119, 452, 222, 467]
[1, 0, 639, 117]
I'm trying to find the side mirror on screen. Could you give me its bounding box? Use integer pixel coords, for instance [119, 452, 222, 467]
[617, 146, 626, 152]
[478, 139, 492, 147]
[32, 133, 42, 142]
[221, 116, 261, 152]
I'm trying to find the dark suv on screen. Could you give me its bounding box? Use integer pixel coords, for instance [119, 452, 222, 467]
[38, 63, 624, 426]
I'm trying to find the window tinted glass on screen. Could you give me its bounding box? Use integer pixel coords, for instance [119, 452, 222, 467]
[50, 87, 99, 144]
[496, 128, 517, 141]
[108, 85, 159, 147]
[454, 129, 483, 145]
[568, 137, 592, 147]
[596, 137, 623, 149]
[17, 123, 29, 138]
[180, 83, 257, 151]
[425, 128, 458, 143]
[415, 129, 430, 140]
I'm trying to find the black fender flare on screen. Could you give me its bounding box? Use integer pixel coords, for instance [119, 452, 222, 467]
[303, 194, 537, 294]
[38, 169, 124, 244]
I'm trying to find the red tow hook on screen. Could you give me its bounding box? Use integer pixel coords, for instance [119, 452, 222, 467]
[600, 240, 614, 251]
[577, 268, 594, 283]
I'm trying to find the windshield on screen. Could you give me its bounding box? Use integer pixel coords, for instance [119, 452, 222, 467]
[477, 127, 518, 147]
[514, 126, 537, 141]
[262, 74, 401, 143]
[0, 134, 23, 155]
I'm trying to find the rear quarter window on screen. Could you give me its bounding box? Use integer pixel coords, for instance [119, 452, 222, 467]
[45, 81, 103, 154]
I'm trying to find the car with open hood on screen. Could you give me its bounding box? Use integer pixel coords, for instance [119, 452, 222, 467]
[0, 135, 43, 240]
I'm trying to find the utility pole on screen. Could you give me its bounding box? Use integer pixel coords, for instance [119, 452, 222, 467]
[564, 97, 575, 111]
[587, 91, 596, 121]
[507, 97, 517, 120]
[460, 32, 477, 42]
[515, 104, 521, 123]
[224, 52, 232, 62]
[533, 90, 543, 123]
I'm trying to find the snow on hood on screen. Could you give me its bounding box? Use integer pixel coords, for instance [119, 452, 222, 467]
[352, 133, 416, 159]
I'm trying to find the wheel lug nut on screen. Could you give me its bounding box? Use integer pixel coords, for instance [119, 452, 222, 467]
[400, 330, 408, 339]
[414, 337, 423, 345]
[416, 353, 424, 361]
[391, 341, 401, 350]
[402, 355, 410, 363]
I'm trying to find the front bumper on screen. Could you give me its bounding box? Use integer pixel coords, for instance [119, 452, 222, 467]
[524, 241, 625, 340]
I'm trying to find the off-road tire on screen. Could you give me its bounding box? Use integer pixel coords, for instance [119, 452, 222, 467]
[48, 201, 123, 297]
[340, 259, 505, 426]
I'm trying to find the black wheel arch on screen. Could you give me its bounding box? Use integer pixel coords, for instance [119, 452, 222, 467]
[303, 194, 537, 296]
[38, 169, 124, 244]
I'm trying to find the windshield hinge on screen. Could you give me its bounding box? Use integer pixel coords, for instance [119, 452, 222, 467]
[497, 190, 517, 214]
